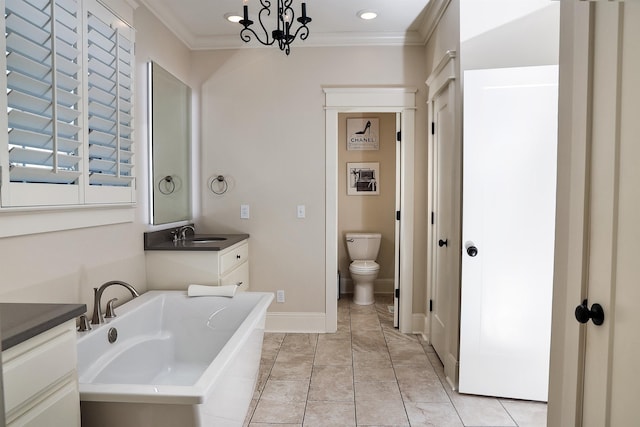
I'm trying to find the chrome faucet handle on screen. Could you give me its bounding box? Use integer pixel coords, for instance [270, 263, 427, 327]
[77, 315, 91, 332]
[105, 298, 119, 318]
[179, 225, 195, 240]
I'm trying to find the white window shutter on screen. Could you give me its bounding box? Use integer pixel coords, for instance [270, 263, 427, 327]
[1, 0, 135, 208]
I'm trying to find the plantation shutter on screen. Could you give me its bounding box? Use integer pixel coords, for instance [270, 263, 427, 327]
[1, 0, 135, 208]
[3, 0, 83, 206]
[85, 4, 135, 202]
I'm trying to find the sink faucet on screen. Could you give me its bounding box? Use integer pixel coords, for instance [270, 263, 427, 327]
[179, 225, 195, 240]
[91, 280, 140, 325]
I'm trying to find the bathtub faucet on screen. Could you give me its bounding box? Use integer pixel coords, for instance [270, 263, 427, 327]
[91, 280, 140, 325]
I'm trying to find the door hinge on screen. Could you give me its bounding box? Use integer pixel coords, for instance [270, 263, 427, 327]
[431, 122, 435, 135]
[396, 131, 401, 141]
[396, 210, 400, 221]
[395, 288, 400, 298]
[429, 299, 433, 312]
[431, 211, 434, 225]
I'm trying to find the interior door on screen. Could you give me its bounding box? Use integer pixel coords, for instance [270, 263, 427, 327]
[459, 65, 558, 401]
[579, 3, 640, 425]
[393, 114, 401, 328]
[429, 83, 454, 362]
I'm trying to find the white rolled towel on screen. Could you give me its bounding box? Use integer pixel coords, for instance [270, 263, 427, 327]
[187, 284, 238, 298]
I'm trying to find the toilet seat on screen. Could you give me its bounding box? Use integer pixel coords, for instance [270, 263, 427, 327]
[349, 260, 380, 274]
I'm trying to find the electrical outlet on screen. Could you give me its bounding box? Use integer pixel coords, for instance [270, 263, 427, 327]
[276, 290, 285, 303]
[297, 205, 306, 218]
[240, 204, 250, 219]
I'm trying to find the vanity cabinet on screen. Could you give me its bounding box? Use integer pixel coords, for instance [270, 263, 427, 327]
[146, 240, 250, 291]
[2, 320, 80, 426]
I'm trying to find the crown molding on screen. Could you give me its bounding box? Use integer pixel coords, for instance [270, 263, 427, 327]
[418, 0, 453, 45]
[140, 0, 427, 51]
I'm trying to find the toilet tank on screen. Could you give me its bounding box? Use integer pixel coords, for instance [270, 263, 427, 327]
[345, 233, 382, 261]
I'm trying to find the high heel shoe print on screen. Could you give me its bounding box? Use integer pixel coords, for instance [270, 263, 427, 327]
[355, 120, 371, 136]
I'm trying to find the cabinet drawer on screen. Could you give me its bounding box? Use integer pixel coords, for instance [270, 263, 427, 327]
[3, 321, 77, 415]
[8, 380, 80, 427]
[220, 261, 249, 291]
[219, 242, 249, 275]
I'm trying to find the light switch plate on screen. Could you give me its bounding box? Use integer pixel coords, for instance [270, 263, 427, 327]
[240, 204, 250, 219]
[297, 205, 305, 218]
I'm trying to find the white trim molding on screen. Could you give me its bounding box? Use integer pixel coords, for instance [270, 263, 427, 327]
[324, 86, 417, 334]
[266, 312, 326, 333]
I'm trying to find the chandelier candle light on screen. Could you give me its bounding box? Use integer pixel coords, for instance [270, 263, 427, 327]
[240, 0, 312, 55]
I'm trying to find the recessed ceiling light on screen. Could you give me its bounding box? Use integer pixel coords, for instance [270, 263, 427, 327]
[225, 13, 243, 23]
[357, 10, 378, 20]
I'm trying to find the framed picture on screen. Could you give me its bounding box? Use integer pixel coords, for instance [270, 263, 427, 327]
[347, 162, 379, 195]
[347, 118, 379, 150]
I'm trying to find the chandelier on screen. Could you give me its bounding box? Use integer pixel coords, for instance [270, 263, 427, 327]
[239, 0, 312, 55]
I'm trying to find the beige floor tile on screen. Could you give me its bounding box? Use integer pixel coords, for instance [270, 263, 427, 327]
[269, 361, 313, 381]
[303, 401, 356, 426]
[352, 330, 387, 352]
[308, 365, 354, 402]
[314, 338, 352, 365]
[275, 349, 315, 364]
[351, 313, 381, 331]
[404, 402, 464, 427]
[500, 399, 548, 427]
[280, 333, 318, 352]
[450, 393, 517, 426]
[394, 365, 450, 403]
[354, 364, 397, 382]
[260, 379, 309, 402]
[249, 424, 301, 427]
[388, 342, 432, 366]
[250, 400, 306, 424]
[355, 381, 409, 425]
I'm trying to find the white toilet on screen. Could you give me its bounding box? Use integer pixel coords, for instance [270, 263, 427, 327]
[345, 232, 381, 305]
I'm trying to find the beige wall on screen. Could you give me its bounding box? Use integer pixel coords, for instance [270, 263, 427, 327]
[337, 113, 396, 291]
[192, 46, 427, 314]
[0, 5, 192, 312]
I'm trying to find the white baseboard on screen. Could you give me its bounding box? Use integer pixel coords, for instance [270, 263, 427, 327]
[340, 278, 394, 295]
[266, 312, 327, 333]
[445, 353, 459, 391]
[411, 313, 427, 337]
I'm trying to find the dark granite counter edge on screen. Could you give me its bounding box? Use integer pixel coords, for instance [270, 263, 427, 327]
[144, 233, 249, 251]
[1, 303, 86, 351]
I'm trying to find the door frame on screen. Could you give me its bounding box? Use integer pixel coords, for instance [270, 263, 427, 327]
[324, 87, 417, 333]
[547, 2, 592, 425]
[426, 50, 460, 389]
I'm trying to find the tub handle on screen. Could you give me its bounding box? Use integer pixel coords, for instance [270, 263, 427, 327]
[235, 282, 243, 287]
[77, 315, 91, 332]
[105, 298, 119, 319]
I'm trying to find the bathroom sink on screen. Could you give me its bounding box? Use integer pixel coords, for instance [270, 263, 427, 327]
[188, 237, 227, 243]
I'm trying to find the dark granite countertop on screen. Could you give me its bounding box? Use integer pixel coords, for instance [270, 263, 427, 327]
[0, 303, 86, 351]
[144, 231, 249, 251]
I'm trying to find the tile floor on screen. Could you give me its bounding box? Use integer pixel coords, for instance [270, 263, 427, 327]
[243, 294, 547, 427]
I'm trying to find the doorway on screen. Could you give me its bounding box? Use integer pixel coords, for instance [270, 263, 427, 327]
[337, 112, 399, 323]
[324, 88, 417, 334]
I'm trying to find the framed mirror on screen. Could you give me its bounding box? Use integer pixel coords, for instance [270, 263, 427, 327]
[148, 62, 191, 225]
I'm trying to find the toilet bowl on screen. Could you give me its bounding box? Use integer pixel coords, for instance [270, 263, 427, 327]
[345, 233, 382, 305]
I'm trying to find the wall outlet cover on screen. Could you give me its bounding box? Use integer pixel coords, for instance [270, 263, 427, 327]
[276, 290, 285, 303]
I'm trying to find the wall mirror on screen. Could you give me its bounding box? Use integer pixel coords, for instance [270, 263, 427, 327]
[148, 62, 191, 225]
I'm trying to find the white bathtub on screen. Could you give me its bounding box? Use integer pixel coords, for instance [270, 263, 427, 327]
[77, 290, 273, 427]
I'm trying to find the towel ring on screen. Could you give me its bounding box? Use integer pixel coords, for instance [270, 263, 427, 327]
[158, 175, 176, 195]
[209, 175, 228, 195]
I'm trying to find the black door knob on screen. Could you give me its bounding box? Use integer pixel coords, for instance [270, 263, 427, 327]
[465, 241, 478, 257]
[575, 299, 605, 326]
[438, 239, 448, 247]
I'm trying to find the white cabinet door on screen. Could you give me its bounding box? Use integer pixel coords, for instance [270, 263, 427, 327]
[459, 65, 558, 401]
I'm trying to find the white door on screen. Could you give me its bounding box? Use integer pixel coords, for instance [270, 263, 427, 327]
[393, 114, 401, 328]
[429, 83, 455, 362]
[459, 66, 558, 401]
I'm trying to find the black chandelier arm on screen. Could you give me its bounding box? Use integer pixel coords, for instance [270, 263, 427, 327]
[240, 26, 276, 46]
[239, 0, 311, 54]
[289, 22, 310, 42]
